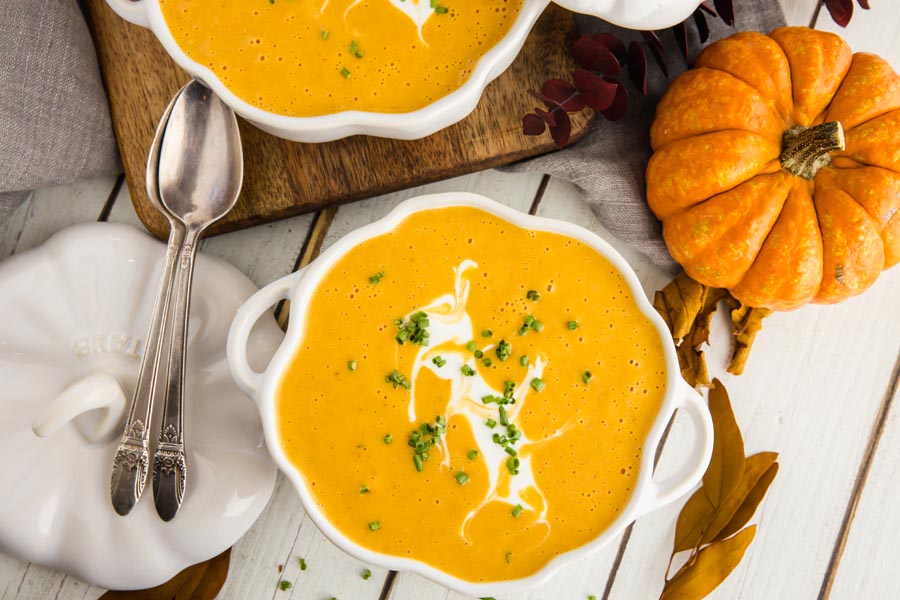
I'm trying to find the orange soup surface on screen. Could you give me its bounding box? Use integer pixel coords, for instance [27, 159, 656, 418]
[159, 0, 523, 116]
[277, 205, 668, 582]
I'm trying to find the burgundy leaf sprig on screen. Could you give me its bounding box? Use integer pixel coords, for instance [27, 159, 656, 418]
[824, 0, 869, 28]
[522, 0, 735, 148]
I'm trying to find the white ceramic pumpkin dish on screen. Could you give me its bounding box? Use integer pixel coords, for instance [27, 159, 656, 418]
[105, 0, 702, 142]
[227, 192, 714, 596]
[0, 223, 281, 590]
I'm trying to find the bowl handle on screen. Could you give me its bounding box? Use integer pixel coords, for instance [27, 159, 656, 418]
[638, 381, 714, 516]
[105, 0, 150, 27]
[227, 269, 305, 400]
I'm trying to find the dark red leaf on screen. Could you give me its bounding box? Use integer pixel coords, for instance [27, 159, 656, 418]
[627, 41, 648, 95]
[601, 80, 628, 121]
[572, 69, 618, 111]
[673, 22, 690, 65]
[522, 113, 547, 136]
[699, 1, 717, 16]
[693, 8, 710, 43]
[713, 0, 735, 25]
[825, 0, 853, 26]
[640, 31, 668, 78]
[535, 107, 557, 128]
[591, 33, 627, 63]
[573, 35, 622, 76]
[857, 0, 870, 9]
[541, 79, 587, 111]
[548, 109, 572, 148]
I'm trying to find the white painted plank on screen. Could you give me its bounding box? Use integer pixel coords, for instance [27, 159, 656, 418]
[607, 266, 900, 600]
[829, 382, 900, 599]
[814, 1, 900, 68]
[779, 0, 821, 27]
[104, 180, 145, 230]
[0, 177, 117, 259]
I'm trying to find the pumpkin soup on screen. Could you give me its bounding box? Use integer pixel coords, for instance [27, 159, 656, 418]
[277, 206, 668, 582]
[159, 0, 523, 116]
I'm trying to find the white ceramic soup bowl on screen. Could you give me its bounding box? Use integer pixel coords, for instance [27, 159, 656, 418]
[227, 192, 713, 596]
[105, 0, 701, 143]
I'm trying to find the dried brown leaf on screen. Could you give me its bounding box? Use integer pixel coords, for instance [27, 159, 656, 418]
[654, 273, 727, 388]
[101, 549, 231, 600]
[725, 297, 772, 376]
[673, 486, 717, 553]
[661, 526, 756, 600]
[703, 380, 745, 508]
[715, 460, 779, 542]
[702, 452, 778, 544]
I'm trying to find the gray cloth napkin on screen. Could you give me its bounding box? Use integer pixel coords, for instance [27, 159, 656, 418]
[0, 0, 120, 223]
[506, 1, 786, 269]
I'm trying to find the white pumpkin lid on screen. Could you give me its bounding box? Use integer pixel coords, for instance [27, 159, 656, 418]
[551, 0, 703, 31]
[0, 223, 281, 590]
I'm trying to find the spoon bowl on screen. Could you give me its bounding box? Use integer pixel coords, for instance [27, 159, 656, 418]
[158, 79, 244, 229]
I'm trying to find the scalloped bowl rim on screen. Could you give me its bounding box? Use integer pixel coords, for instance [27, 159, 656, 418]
[245, 192, 705, 596]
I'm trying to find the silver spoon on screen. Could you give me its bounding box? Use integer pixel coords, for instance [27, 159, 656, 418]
[110, 85, 188, 517]
[152, 80, 244, 521]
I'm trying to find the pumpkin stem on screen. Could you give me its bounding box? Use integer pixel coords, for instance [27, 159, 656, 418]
[780, 121, 845, 180]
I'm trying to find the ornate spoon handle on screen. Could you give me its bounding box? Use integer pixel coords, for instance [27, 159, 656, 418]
[152, 226, 202, 521]
[110, 224, 185, 516]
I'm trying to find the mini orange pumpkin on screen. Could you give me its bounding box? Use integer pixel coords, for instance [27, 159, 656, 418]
[646, 27, 900, 310]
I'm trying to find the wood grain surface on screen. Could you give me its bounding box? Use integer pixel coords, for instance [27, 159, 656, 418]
[82, 0, 592, 240]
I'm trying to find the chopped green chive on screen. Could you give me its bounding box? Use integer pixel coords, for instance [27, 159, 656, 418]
[466, 341, 477, 352]
[530, 378, 545, 392]
[519, 355, 529, 367]
[505, 551, 513, 564]
[368, 521, 380, 531]
[320, 29, 329, 40]
[506, 456, 520, 475]
[512, 504, 523, 517]
[482, 357, 493, 367]
[349, 40, 363, 58]
[589, 596, 597, 600]
[434, 5, 448, 13]
[461, 364, 476, 377]
[486, 418, 497, 429]
[468, 449, 478, 460]
[279, 580, 292, 591]
[582, 370, 593, 384]
[481, 329, 493, 338]
[567, 320, 578, 330]
[362, 569, 372, 580]
[499, 406, 509, 427]
[348, 360, 357, 371]
[340, 67, 351, 78]
[368, 271, 384, 284]
[432, 356, 446, 367]
[504, 446, 517, 457]
[455, 471, 469, 486]
[531, 319, 543, 332]
[299, 557, 307, 570]
[474, 349, 483, 359]
[496, 340, 512, 361]
[383, 434, 393, 444]
[385, 370, 411, 389]
[359, 485, 369, 494]
[413, 454, 423, 472]
[504, 380, 516, 398]
[395, 311, 430, 346]
[526, 289, 541, 301]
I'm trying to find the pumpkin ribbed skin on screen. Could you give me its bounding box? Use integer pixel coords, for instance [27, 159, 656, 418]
[647, 27, 900, 310]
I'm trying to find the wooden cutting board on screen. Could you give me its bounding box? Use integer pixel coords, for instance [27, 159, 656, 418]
[83, 1, 592, 239]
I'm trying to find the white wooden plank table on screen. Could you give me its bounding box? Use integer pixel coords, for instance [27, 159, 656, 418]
[3, 0, 900, 598]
